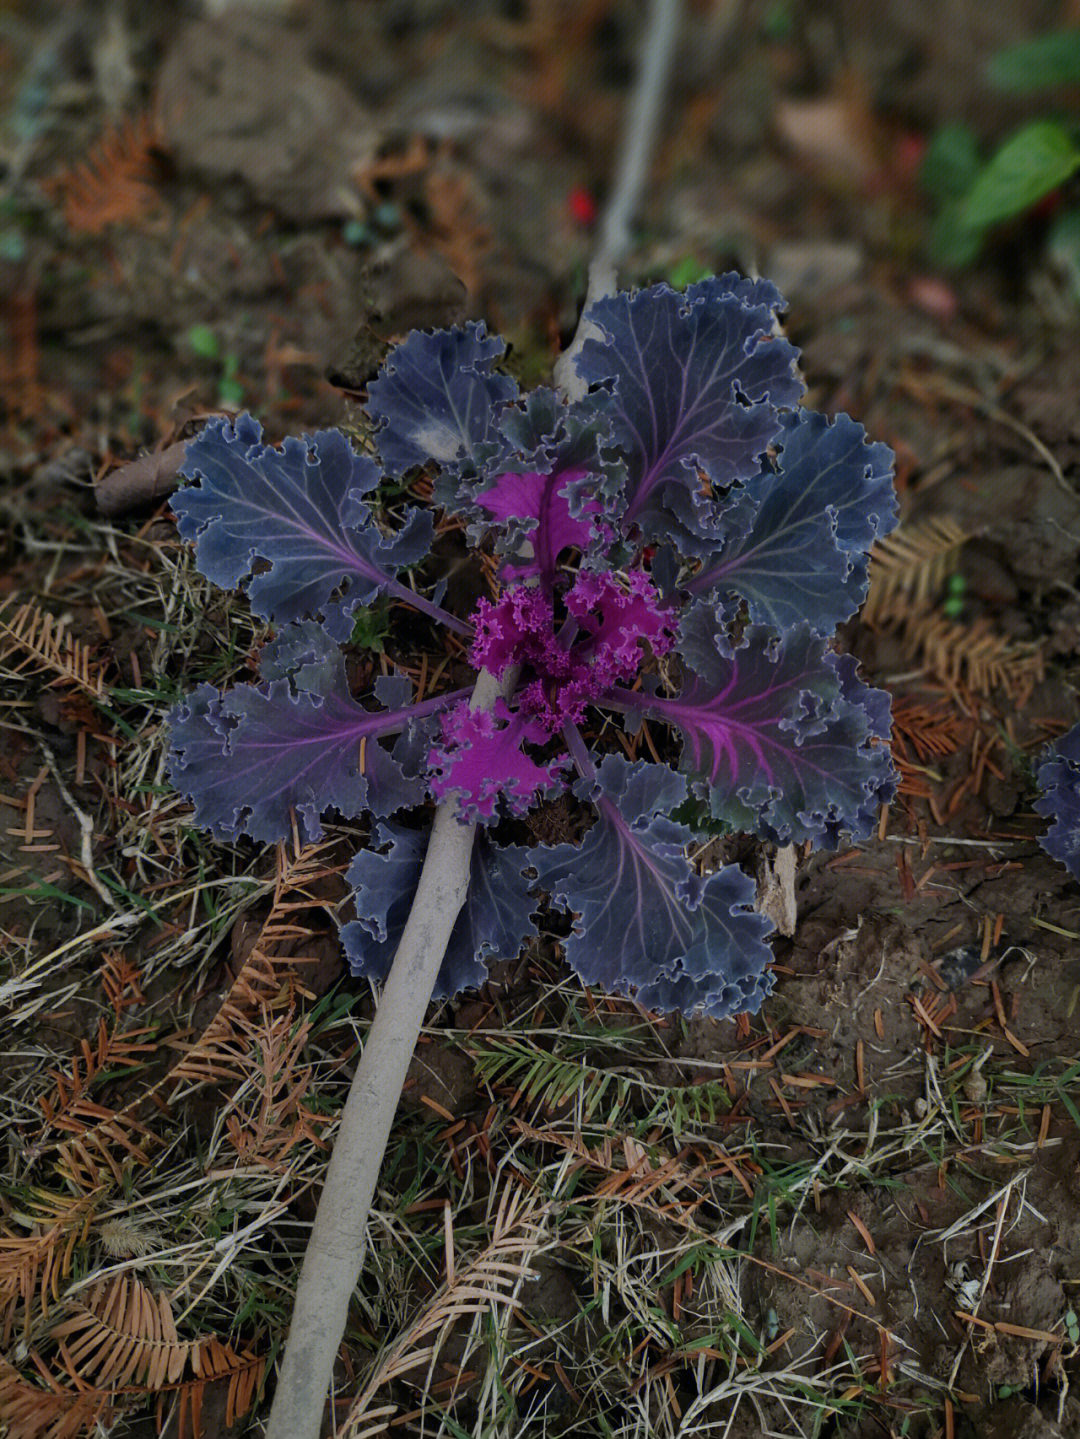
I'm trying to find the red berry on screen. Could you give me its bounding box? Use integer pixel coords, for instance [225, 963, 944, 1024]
[568, 186, 597, 227]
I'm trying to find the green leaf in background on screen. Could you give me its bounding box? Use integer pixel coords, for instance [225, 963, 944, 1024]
[987, 30, 1080, 93]
[961, 121, 1080, 231]
[667, 255, 711, 290]
[929, 199, 985, 268]
[921, 122, 982, 204]
[186, 323, 221, 361]
[348, 597, 391, 653]
[218, 352, 245, 408]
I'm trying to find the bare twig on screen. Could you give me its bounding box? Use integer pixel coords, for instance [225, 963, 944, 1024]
[553, 0, 684, 401]
[264, 5, 685, 1436]
[263, 669, 516, 1439]
[38, 738, 118, 912]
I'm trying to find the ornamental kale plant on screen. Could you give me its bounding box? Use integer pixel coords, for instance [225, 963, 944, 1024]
[166, 275, 899, 1019]
[1034, 723, 1080, 880]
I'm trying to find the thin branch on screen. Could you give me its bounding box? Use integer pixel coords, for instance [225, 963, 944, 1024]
[264, 4, 684, 1435]
[553, 0, 684, 401]
[263, 671, 516, 1439]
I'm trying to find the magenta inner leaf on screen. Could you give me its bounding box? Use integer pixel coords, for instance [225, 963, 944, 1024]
[612, 604, 896, 847]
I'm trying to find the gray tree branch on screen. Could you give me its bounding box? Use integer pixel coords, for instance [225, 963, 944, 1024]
[264, 5, 684, 1434]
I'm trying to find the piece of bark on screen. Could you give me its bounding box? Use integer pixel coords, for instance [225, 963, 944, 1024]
[756, 842, 798, 938]
[94, 440, 190, 516]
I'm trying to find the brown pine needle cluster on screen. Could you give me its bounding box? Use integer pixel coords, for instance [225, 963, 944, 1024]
[890, 695, 966, 800]
[862, 514, 971, 626]
[0, 1278, 263, 1439]
[0, 843, 346, 1438]
[863, 515, 1045, 703]
[36, 1019, 158, 1159]
[0, 1192, 98, 1345]
[908, 611, 1044, 703]
[44, 111, 165, 236]
[0, 598, 109, 699]
[219, 1008, 330, 1169]
[168, 840, 343, 1089]
[341, 1183, 550, 1436]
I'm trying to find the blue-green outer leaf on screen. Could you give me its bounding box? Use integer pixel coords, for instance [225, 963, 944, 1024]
[1034, 723, 1080, 880]
[342, 823, 537, 997]
[687, 410, 897, 632]
[365, 323, 518, 479]
[574, 276, 803, 549]
[173, 415, 434, 639]
[529, 756, 775, 1018]
[616, 606, 896, 848]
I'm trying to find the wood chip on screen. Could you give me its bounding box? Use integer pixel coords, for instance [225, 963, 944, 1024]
[910, 992, 943, 1038]
[711, 1150, 754, 1198]
[1038, 1104, 1052, 1148]
[23, 765, 47, 845]
[765, 1326, 796, 1355]
[1002, 1026, 1030, 1058]
[768, 1075, 796, 1125]
[760, 1028, 802, 1061]
[980, 914, 993, 963]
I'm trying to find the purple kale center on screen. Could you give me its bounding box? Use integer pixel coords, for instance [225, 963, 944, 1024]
[425, 570, 676, 821]
[471, 570, 675, 733]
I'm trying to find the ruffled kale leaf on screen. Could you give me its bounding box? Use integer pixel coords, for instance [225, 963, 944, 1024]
[1034, 723, 1080, 879]
[256, 617, 348, 694]
[342, 823, 537, 997]
[687, 410, 898, 632]
[450, 387, 615, 584]
[427, 699, 571, 823]
[166, 626, 453, 844]
[616, 603, 896, 848]
[172, 414, 434, 639]
[473, 467, 600, 591]
[574, 276, 803, 548]
[365, 323, 518, 480]
[528, 756, 775, 1018]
